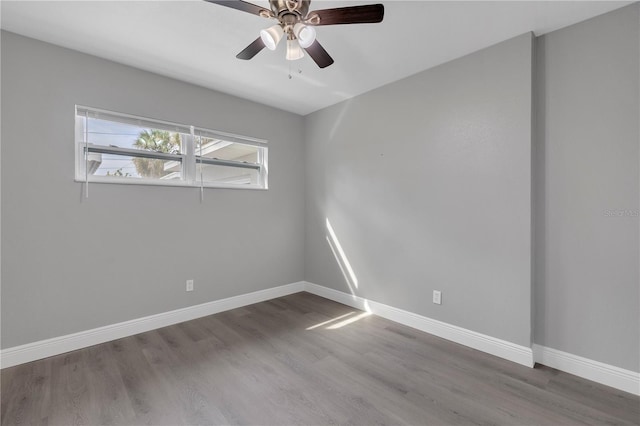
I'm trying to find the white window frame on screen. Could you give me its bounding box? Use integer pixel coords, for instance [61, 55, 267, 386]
[75, 105, 268, 190]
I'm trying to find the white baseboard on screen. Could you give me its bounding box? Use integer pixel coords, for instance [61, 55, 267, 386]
[303, 282, 535, 368]
[533, 344, 640, 396]
[4, 280, 638, 397]
[1, 281, 306, 369]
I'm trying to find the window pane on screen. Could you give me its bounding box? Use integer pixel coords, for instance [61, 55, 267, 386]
[196, 163, 259, 185]
[76, 106, 267, 189]
[89, 152, 182, 180]
[196, 136, 259, 164]
[77, 114, 186, 155]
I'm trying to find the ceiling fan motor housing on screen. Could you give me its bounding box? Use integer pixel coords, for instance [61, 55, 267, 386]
[271, 0, 310, 21]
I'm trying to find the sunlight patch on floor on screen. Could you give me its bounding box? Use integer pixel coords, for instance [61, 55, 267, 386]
[306, 312, 356, 330]
[326, 311, 371, 329]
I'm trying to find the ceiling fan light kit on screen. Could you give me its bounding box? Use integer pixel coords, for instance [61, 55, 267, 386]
[205, 0, 384, 68]
[293, 23, 316, 48]
[260, 24, 284, 50]
[286, 39, 305, 60]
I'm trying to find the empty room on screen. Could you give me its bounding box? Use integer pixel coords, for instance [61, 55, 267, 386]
[1, 0, 638, 424]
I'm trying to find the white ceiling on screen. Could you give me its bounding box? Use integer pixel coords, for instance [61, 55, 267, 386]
[1, 0, 632, 115]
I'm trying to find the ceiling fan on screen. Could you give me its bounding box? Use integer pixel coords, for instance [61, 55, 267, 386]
[205, 0, 384, 68]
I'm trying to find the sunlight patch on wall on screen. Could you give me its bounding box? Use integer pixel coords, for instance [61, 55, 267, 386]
[326, 218, 359, 292]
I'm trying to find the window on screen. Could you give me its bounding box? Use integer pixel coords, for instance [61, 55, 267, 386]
[75, 106, 268, 190]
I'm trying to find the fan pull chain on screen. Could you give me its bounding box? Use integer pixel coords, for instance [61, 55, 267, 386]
[288, 63, 303, 80]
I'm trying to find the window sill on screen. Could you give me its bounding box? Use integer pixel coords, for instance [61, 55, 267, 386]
[74, 178, 268, 191]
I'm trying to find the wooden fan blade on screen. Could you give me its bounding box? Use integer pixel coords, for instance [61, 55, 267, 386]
[204, 0, 272, 18]
[307, 4, 384, 26]
[304, 40, 334, 68]
[236, 37, 266, 60]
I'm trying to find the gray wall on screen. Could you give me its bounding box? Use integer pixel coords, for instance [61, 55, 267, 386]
[304, 33, 534, 347]
[3, 4, 638, 376]
[1, 31, 305, 349]
[534, 4, 639, 371]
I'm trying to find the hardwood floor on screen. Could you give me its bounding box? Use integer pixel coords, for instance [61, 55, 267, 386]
[2, 292, 638, 425]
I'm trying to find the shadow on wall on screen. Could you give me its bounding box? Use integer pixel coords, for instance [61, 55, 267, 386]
[329, 99, 353, 141]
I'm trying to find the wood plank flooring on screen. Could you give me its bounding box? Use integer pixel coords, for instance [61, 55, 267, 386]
[2, 292, 639, 425]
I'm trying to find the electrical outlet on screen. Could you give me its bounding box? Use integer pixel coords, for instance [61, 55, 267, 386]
[433, 290, 442, 305]
[186, 280, 194, 292]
